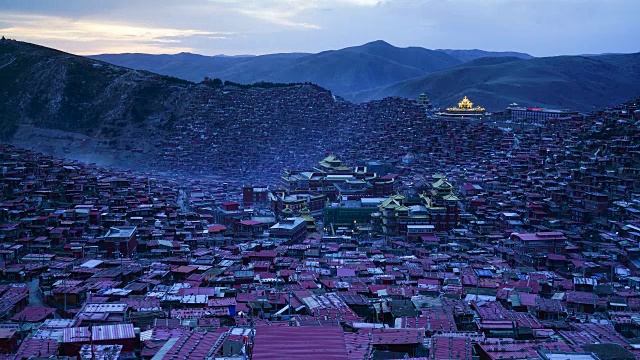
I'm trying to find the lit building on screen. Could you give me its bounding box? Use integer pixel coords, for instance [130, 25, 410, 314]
[324, 197, 386, 230]
[437, 96, 486, 118]
[504, 105, 579, 125]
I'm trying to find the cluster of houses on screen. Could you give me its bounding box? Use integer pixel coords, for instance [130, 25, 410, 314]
[154, 84, 431, 187]
[0, 95, 638, 359]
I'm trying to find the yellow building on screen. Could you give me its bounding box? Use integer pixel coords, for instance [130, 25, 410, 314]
[438, 96, 486, 118]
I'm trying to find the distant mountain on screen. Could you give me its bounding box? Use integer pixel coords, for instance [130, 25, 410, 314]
[91, 40, 468, 94]
[437, 49, 533, 62]
[348, 53, 640, 111]
[91, 42, 537, 96]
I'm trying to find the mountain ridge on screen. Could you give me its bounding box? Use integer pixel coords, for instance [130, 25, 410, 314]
[346, 52, 640, 110]
[91, 40, 536, 95]
[91, 40, 469, 95]
[89, 40, 640, 110]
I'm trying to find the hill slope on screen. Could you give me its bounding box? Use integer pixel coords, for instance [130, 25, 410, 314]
[0, 39, 195, 165]
[349, 53, 640, 110]
[0, 39, 431, 181]
[0, 39, 191, 137]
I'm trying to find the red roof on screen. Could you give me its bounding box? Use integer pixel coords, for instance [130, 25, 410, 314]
[430, 336, 472, 360]
[239, 219, 262, 226]
[547, 253, 567, 261]
[208, 225, 227, 233]
[252, 326, 349, 360]
[11, 306, 56, 322]
[14, 338, 57, 359]
[369, 328, 424, 345]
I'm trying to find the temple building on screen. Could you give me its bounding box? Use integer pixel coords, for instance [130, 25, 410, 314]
[373, 175, 461, 238]
[416, 93, 433, 110]
[281, 155, 395, 201]
[314, 155, 352, 173]
[437, 96, 486, 118]
[420, 175, 460, 232]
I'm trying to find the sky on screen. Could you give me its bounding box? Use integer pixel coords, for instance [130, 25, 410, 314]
[0, 0, 638, 57]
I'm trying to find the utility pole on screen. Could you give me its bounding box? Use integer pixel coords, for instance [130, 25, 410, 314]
[89, 322, 95, 360]
[288, 290, 292, 326]
[475, 271, 479, 302]
[275, 270, 279, 316]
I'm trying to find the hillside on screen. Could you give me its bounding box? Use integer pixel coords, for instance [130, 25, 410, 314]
[3, 39, 639, 182]
[0, 40, 430, 182]
[0, 39, 198, 166]
[91, 52, 309, 85]
[91, 40, 465, 95]
[348, 53, 640, 110]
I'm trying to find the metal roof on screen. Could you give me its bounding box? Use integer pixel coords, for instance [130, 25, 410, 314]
[62, 324, 135, 343]
[252, 326, 349, 360]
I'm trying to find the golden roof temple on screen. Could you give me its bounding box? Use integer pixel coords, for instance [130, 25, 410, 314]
[438, 96, 486, 118]
[446, 96, 485, 113]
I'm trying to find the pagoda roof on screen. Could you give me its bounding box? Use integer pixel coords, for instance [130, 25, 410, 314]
[442, 194, 460, 201]
[318, 155, 351, 171]
[432, 178, 452, 189]
[445, 96, 485, 112]
[380, 195, 405, 209]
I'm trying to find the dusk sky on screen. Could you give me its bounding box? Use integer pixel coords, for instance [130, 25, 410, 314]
[0, 0, 638, 57]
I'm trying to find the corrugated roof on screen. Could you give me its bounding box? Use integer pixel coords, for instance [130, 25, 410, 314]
[252, 326, 349, 360]
[62, 324, 135, 343]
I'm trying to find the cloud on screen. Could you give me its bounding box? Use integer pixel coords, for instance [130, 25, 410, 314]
[212, 0, 388, 29]
[235, 8, 321, 29]
[1, 0, 636, 56]
[0, 13, 232, 54]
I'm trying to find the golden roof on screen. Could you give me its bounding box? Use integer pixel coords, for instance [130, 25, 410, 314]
[446, 96, 485, 112]
[459, 96, 473, 109]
